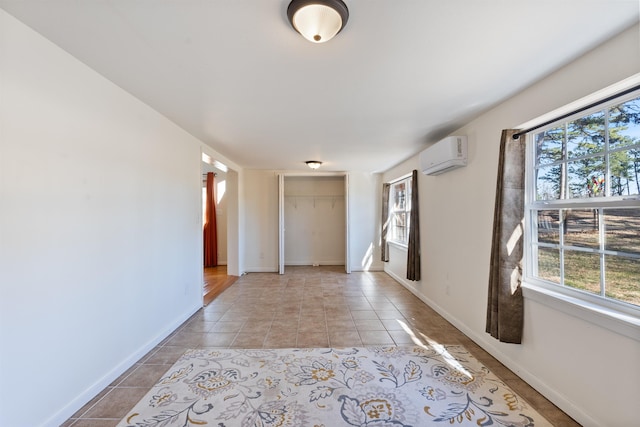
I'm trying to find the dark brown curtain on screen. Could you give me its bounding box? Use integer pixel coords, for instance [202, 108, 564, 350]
[381, 183, 390, 262]
[486, 129, 525, 344]
[204, 172, 218, 267]
[406, 170, 420, 281]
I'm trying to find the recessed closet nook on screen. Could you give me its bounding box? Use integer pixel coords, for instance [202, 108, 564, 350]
[280, 175, 347, 272]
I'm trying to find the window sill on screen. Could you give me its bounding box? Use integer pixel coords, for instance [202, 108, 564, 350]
[522, 282, 640, 342]
[387, 241, 408, 250]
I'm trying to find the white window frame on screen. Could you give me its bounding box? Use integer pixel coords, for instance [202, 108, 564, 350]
[523, 87, 640, 341]
[388, 176, 412, 246]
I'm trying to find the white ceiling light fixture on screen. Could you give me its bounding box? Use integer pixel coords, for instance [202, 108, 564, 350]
[287, 0, 349, 43]
[306, 160, 323, 169]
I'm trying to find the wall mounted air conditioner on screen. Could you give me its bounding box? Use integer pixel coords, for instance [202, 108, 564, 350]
[419, 136, 468, 175]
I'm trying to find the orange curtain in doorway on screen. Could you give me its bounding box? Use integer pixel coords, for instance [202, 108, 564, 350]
[204, 172, 218, 267]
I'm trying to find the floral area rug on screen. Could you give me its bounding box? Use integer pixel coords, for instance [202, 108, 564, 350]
[118, 345, 552, 427]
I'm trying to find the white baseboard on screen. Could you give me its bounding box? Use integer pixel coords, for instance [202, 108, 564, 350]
[350, 267, 384, 272]
[45, 303, 201, 427]
[244, 267, 279, 273]
[383, 269, 597, 427]
[243, 265, 384, 273]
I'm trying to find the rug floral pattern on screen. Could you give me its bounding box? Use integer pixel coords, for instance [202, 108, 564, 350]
[118, 345, 551, 427]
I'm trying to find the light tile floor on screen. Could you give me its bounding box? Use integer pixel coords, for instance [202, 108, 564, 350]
[64, 266, 580, 426]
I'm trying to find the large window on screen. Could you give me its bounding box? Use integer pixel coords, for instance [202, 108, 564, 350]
[389, 177, 412, 245]
[526, 91, 640, 314]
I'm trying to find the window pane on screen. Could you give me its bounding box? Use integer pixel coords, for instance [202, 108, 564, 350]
[536, 210, 560, 244]
[609, 148, 640, 196]
[535, 126, 564, 166]
[567, 157, 605, 198]
[564, 250, 601, 296]
[392, 212, 407, 242]
[567, 111, 605, 158]
[564, 209, 600, 249]
[393, 183, 406, 210]
[536, 246, 560, 284]
[605, 255, 640, 306]
[609, 96, 640, 150]
[604, 208, 640, 255]
[535, 165, 563, 200]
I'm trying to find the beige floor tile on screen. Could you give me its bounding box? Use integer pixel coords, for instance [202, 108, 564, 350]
[296, 331, 329, 347]
[354, 318, 385, 330]
[81, 388, 149, 419]
[270, 319, 299, 332]
[329, 330, 362, 347]
[180, 319, 216, 333]
[200, 332, 237, 347]
[368, 302, 397, 311]
[68, 387, 113, 419]
[389, 330, 420, 345]
[66, 419, 121, 427]
[350, 310, 378, 320]
[164, 332, 206, 347]
[210, 321, 245, 332]
[359, 330, 395, 345]
[143, 346, 188, 365]
[119, 363, 172, 388]
[109, 365, 138, 387]
[375, 310, 404, 320]
[324, 310, 352, 320]
[240, 320, 273, 334]
[326, 319, 356, 330]
[231, 332, 267, 348]
[264, 331, 298, 348]
[380, 318, 408, 331]
[200, 309, 228, 321]
[218, 311, 252, 322]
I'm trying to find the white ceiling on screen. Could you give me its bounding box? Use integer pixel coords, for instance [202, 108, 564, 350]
[2, 1, 638, 172]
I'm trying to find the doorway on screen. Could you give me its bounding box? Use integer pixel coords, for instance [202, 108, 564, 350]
[201, 153, 239, 304]
[278, 173, 350, 274]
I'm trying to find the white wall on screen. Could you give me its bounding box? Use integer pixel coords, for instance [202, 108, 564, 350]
[348, 171, 384, 272]
[243, 170, 280, 272]
[0, 10, 212, 426]
[382, 24, 640, 427]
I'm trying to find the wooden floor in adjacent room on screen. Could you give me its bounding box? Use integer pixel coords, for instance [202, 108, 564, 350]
[203, 265, 238, 306]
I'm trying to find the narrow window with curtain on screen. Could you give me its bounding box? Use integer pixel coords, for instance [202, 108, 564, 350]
[383, 173, 421, 280]
[381, 183, 390, 262]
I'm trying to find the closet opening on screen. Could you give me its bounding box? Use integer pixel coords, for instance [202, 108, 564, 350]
[278, 173, 350, 274]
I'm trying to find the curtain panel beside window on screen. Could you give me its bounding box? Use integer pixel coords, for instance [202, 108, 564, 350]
[486, 130, 525, 344]
[406, 170, 421, 281]
[204, 172, 218, 267]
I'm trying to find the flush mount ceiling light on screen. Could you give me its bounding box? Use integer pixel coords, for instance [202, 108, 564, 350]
[306, 160, 323, 169]
[287, 0, 349, 43]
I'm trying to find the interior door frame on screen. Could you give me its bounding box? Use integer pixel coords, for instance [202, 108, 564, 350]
[278, 172, 350, 274]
